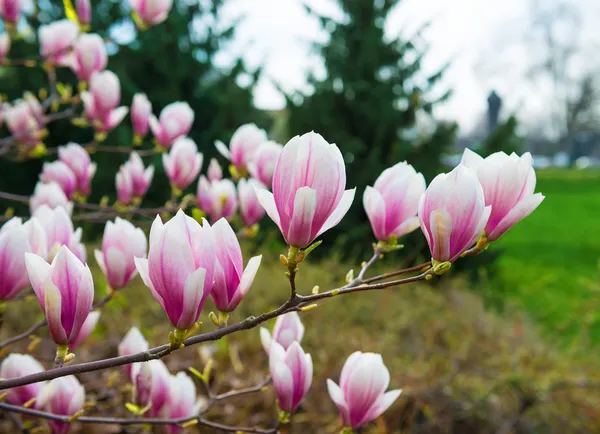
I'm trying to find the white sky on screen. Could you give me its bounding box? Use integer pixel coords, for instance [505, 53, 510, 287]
[216, 0, 600, 134]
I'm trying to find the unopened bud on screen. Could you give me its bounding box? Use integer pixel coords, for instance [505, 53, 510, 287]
[299, 304, 318, 312]
[312, 285, 320, 295]
[208, 311, 220, 327]
[279, 254, 288, 266]
[345, 269, 354, 283]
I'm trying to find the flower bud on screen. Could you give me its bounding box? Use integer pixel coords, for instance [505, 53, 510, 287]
[196, 176, 237, 223]
[237, 178, 266, 227]
[0, 0, 21, 25]
[58, 142, 97, 197]
[0, 354, 45, 406]
[30, 182, 73, 216]
[72, 33, 107, 82]
[363, 162, 425, 242]
[40, 161, 77, 200]
[162, 137, 203, 190]
[256, 132, 355, 248]
[69, 310, 100, 350]
[248, 140, 282, 187]
[418, 165, 491, 262]
[36, 376, 85, 434]
[327, 352, 402, 429]
[135, 210, 216, 331]
[215, 123, 267, 174]
[127, 151, 154, 197]
[131, 360, 170, 416]
[0, 32, 10, 60]
[5, 97, 45, 146]
[33, 205, 85, 262]
[0, 217, 47, 300]
[76, 0, 91, 27]
[118, 326, 149, 381]
[94, 217, 147, 290]
[211, 218, 261, 312]
[130, 0, 174, 28]
[269, 341, 312, 413]
[207, 158, 222, 182]
[81, 71, 128, 133]
[164, 372, 202, 434]
[149, 101, 194, 148]
[461, 149, 545, 242]
[115, 162, 134, 205]
[38, 19, 79, 67]
[25, 246, 94, 346]
[260, 312, 304, 355]
[131, 93, 152, 138]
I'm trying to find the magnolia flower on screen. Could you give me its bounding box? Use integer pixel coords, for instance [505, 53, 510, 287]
[418, 165, 490, 263]
[5, 96, 45, 146]
[33, 205, 85, 262]
[76, 0, 91, 28]
[0, 0, 21, 25]
[119, 326, 149, 381]
[131, 93, 152, 138]
[327, 352, 402, 429]
[162, 137, 203, 191]
[30, 182, 73, 216]
[150, 101, 194, 148]
[69, 311, 100, 350]
[135, 210, 216, 331]
[211, 218, 261, 312]
[269, 341, 312, 413]
[130, 0, 174, 28]
[25, 246, 94, 346]
[127, 151, 154, 197]
[197, 176, 237, 223]
[131, 360, 171, 417]
[40, 161, 77, 199]
[260, 312, 304, 355]
[38, 19, 79, 66]
[0, 354, 45, 406]
[256, 132, 356, 248]
[215, 123, 267, 174]
[36, 376, 85, 434]
[0, 32, 10, 60]
[363, 162, 426, 242]
[81, 70, 129, 133]
[207, 158, 222, 182]
[0, 216, 47, 300]
[58, 142, 97, 197]
[248, 140, 283, 187]
[94, 217, 147, 290]
[163, 372, 202, 434]
[72, 33, 107, 82]
[461, 149, 545, 242]
[238, 178, 266, 227]
[116, 162, 134, 205]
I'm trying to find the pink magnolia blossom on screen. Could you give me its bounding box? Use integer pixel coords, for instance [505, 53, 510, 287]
[94, 217, 147, 290]
[30, 182, 73, 216]
[69, 311, 100, 350]
[40, 161, 77, 199]
[269, 341, 313, 413]
[0, 0, 21, 25]
[36, 376, 85, 434]
[118, 327, 149, 381]
[76, 0, 91, 27]
[5, 95, 45, 146]
[134, 210, 216, 331]
[149, 101, 194, 148]
[363, 161, 425, 242]
[163, 372, 201, 434]
[25, 246, 94, 346]
[130, 0, 174, 28]
[116, 162, 134, 205]
[248, 140, 283, 187]
[461, 149, 545, 242]
[72, 33, 107, 82]
[81, 71, 128, 133]
[131, 93, 152, 138]
[131, 360, 171, 417]
[58, 142, 97, 197]
[0, 216, 47, 300]
[210, 218, 261, 312]
[0, 354, 45, 406]
[215, 123, 267, 174]
[260, 312, 304, 355]
[197, 176, 237, 223]
[255, 132, 356, 248]
[33, 205, 86, 262]
[327, 352, 402, 429]
[127, 151, 154, 197]
[238, 177, 266, 227]
[207, 158, 222, 182]
[162, 137, 203, 190]
[418, 164, 491, 263]
[38, 19, 79, 66]
[0, 32, 10, 60]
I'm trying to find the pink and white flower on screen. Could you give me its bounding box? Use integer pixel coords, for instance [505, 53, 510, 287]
[197, 176, 237, 223]
[0, 354, 45, 406]
[162, 137, 203, 190]
[269, 341, 313, 413]
[260, 312, 304, 355]
[215, 123, 267, 174]
[149, 101, 194, 148]
[238, 178, 266, 227]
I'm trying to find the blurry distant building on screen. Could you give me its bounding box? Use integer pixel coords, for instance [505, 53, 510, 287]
[487, 90, 502, 133]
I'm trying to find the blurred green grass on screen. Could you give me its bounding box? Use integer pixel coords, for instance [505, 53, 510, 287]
[490, 168, 600, 346]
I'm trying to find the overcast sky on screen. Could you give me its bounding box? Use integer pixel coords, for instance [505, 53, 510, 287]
[216, 0, 600, 134]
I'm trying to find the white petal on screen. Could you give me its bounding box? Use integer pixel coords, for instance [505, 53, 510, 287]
[214, 139, 231, 160]
[317, 188, 356, 237]
[254, 188, 281, 229]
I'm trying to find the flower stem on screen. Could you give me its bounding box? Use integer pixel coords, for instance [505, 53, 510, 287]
[54, 344, 68, 368]
[286, 246, 300, 298]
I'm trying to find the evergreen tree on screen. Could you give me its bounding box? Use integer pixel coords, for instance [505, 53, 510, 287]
[284, 0, 457, 259]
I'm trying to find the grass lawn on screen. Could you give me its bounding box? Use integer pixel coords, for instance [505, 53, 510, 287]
[489, 168, 600, 347]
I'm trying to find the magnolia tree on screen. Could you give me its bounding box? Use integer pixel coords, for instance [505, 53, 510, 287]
[0, 1, 546, 433]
